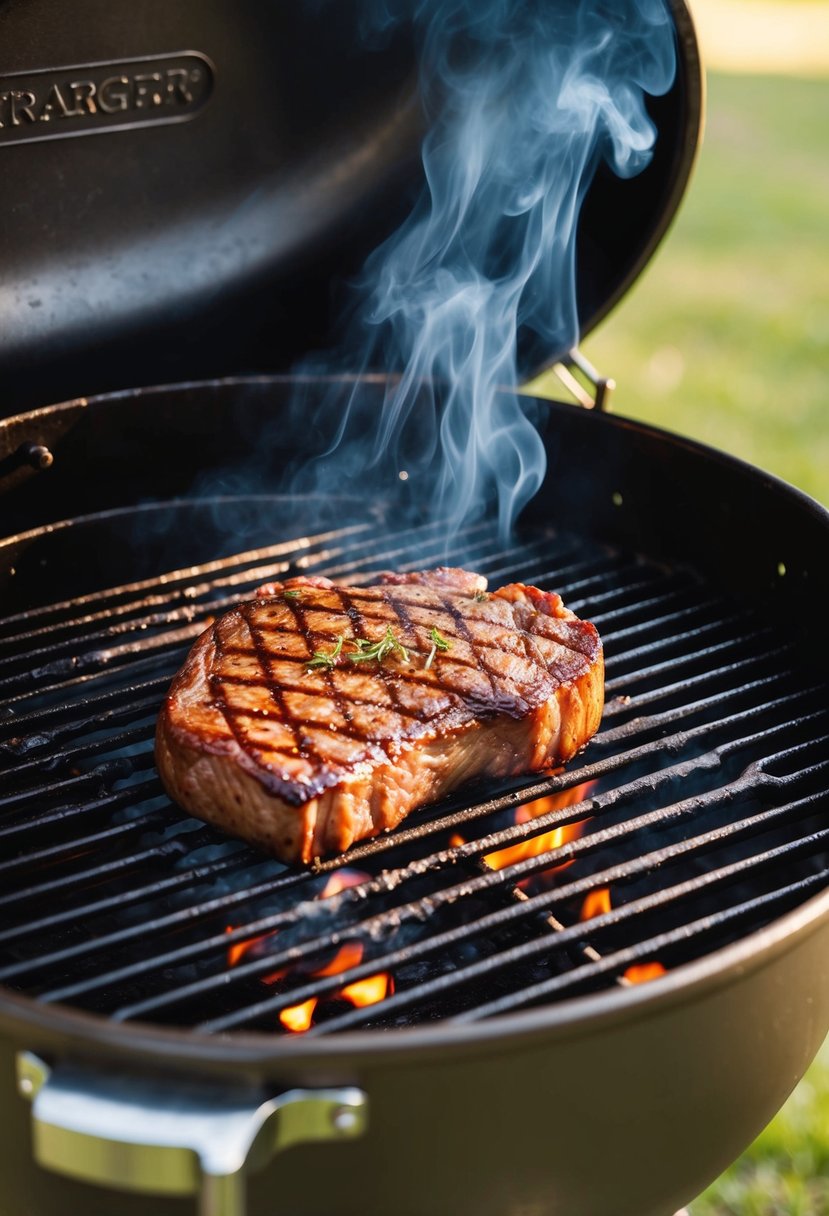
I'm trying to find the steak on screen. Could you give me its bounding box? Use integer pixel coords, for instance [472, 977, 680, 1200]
[155, 568, 604, 864]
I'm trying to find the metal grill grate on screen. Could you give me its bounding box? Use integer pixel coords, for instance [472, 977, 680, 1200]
[1, 509, 827, 1036]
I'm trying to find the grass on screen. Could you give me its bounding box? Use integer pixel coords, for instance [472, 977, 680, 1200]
[534, 70, 829, 1213]
[535, 72, 829, 506]
[693, 1041, 829, 1215]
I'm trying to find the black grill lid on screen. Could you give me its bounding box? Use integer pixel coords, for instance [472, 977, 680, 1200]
[0, 0, 701, 412]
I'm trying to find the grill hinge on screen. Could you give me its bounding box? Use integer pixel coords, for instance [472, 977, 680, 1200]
[549, 347, 615, 411]
[17, 1051, 367, 1216]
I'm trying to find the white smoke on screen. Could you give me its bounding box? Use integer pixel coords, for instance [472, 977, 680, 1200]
[292, 0, 677, 541]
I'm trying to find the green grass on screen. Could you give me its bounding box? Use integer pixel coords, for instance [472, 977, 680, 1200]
[694, 1040, 829, 1215]
[536, 72, 829, 506]
[535, 70, 829, 1212]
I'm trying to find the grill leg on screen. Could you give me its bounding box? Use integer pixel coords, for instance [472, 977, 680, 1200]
[201, 1171, 247, 1216]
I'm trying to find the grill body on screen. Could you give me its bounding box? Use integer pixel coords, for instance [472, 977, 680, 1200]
[1, 377, 828, 1216]
[1, 923, 828, 1216]
[0, 3, 812, 1212]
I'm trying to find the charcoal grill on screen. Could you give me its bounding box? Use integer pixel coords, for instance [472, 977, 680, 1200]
[1, 4, 828, 1216]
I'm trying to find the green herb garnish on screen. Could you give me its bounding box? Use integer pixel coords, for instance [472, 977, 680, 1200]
[424, 626, 452, 670]
[474, 590, 488, 602]
[306, 635, 345, 669]
[350, 626, 410, 665]
[283, 589, 301, 599]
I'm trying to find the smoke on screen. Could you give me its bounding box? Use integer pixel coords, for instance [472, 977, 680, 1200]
[290, 0, 676, 542]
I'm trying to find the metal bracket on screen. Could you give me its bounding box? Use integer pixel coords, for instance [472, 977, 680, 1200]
[17, 1052, 367, 1216]
[549, 347, 615, 411]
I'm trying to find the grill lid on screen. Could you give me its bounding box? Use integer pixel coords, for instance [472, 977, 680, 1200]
[0, 0, 702, 412]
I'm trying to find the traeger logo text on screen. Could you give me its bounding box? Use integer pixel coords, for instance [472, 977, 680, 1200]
[0, 52, 213, 146]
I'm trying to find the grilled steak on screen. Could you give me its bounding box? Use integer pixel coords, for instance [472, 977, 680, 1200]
[155, 568, 604, 863]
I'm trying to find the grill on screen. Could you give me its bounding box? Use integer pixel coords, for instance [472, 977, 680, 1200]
[1, 2, 828, 1215]
[2, 506, 828, 1037]
[2, 377, 829, 1216]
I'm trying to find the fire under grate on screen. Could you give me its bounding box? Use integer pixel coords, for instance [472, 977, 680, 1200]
[1, 509, 827, 1037]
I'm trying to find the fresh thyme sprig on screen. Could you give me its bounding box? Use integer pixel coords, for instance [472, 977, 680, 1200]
[424, 626, 452, 670]
[349, 626, 410, 665]
[305, 624, 451, 672]
[306, 635, 345, 669]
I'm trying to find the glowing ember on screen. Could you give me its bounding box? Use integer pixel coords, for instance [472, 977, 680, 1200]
[580, 886, 612, 922]
[225, 868, 392, 1034]
[624, 962, 667, 985]
[320, 869, 371, 898]
[278, 939, 392, 1034]
[341, 972, 393, 1008]
[314, 941, 363, 976]
[483, 783, 594, 874]
[225, 870, 369, 970]
[225, 925, 273, 968]
[280, 999, 317, 1033]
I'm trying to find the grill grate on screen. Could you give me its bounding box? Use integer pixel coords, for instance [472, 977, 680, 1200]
[1, 509, 827, 1036]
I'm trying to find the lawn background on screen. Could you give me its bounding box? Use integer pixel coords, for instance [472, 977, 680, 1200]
[532, 43, 829, 1216]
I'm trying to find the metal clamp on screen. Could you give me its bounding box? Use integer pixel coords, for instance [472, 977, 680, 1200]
[17, 1052, 367, 1216]
[549, 347, 615, 411]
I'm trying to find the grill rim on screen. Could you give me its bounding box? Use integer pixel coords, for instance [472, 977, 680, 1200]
[4, 371, 829, 559]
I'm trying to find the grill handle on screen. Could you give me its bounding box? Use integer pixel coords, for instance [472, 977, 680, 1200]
[17, 1051, 368, 1216]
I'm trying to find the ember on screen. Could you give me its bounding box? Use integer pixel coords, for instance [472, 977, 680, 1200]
[623, 962, 667, 986]
[279, 941, 393, 1034]
[225, 869, 393, 1033]
[224, 926, 271, 969]
[578, 887, 667, 985]
[579, 887, 612, 922]
[483, 783, 595, 883]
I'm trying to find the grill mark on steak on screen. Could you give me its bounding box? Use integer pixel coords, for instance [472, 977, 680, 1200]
[211, 606, 321, 770]
[214, 616, 551, 707]
[240, 600, 318, 762]
[285, 588, 360, 741]
[240, 596, 392, 762]
[338, 585, 414, 731]
[439, 593, 501, 697]
[217, 595, 502, 748]
[156, 570, 604, 861]
[212, 597, 430, 759]
[219, 614, 550, 714]
[384, 588, 419, 653]
[206, 619, 276, 767]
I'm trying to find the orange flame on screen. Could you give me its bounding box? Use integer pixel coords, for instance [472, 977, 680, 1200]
[279, 940, 393, 1034]
[225, 869, 393, 1033]
[320, 869, 370, 898]
[279, 999, 317, 1033]
[314, 941, 363, 976]
[225, 870, 369, 971]
[225, 925, 273, 968]
[580, 886, 612, 922]
[341, 973, 393, 1007]
[623, 962, 667, 985]
[483, 783, 594, 874]
[576, 890, 667, 985]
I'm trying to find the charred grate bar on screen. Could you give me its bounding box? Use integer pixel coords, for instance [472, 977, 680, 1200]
[0, 512, 827, 1036]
